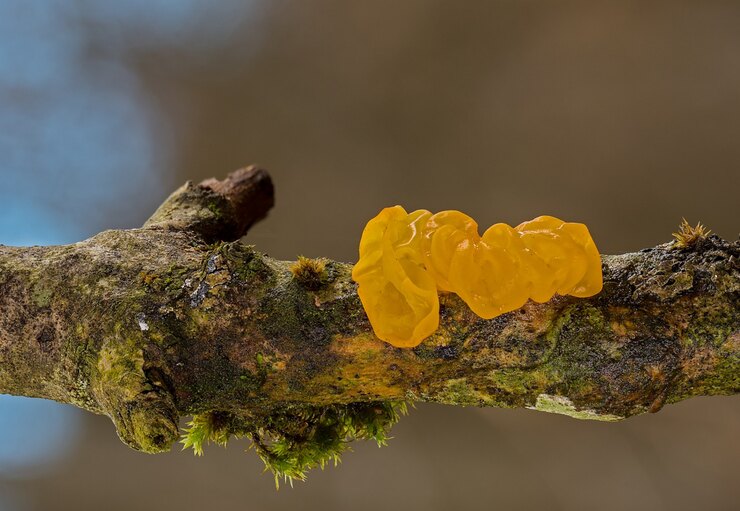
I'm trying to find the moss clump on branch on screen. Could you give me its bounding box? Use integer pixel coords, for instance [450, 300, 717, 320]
[181, 401, 409, 487]
[672, 218, 712, 248]
[290, 256, 329, 290]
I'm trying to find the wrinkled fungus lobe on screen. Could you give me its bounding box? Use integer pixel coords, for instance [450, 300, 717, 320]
[352, 206, 603, 347]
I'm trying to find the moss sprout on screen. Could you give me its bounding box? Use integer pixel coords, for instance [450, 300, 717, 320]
[180, 411, 233, 455]
[672, 218, 711, 248]
[290, 256, 328, 290]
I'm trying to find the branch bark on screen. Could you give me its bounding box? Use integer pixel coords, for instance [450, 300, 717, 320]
[0, 166, 737, 454]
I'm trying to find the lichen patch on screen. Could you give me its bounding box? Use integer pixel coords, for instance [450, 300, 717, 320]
[529, 394, 623, 421]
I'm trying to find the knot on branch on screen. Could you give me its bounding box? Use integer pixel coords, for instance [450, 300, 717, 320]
[93, 337, 179, 453]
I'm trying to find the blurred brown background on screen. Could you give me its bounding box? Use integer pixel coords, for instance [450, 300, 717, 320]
[0, 1, 738, 510]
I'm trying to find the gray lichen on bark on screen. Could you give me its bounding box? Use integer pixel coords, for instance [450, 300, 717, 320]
[0, 166, 737, 461]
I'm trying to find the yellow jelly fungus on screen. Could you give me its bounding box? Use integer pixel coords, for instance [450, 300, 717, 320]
[352, 206, 603, 348]
[351, 206, 439, 348]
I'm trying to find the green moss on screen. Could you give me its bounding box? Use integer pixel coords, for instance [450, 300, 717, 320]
[181, 401, 409, 488]
[290, 256, 328, 290]
[181, 412, 232, 455]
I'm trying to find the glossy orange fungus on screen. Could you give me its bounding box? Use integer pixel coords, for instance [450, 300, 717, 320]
[351, 206, 603, 348]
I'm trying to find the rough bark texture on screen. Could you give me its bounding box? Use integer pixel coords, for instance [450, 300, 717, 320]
[0, 166, 737, 454]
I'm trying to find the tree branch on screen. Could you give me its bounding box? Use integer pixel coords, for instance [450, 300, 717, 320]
[144, 165, 274, 242]
[0, 167, 737, 458]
